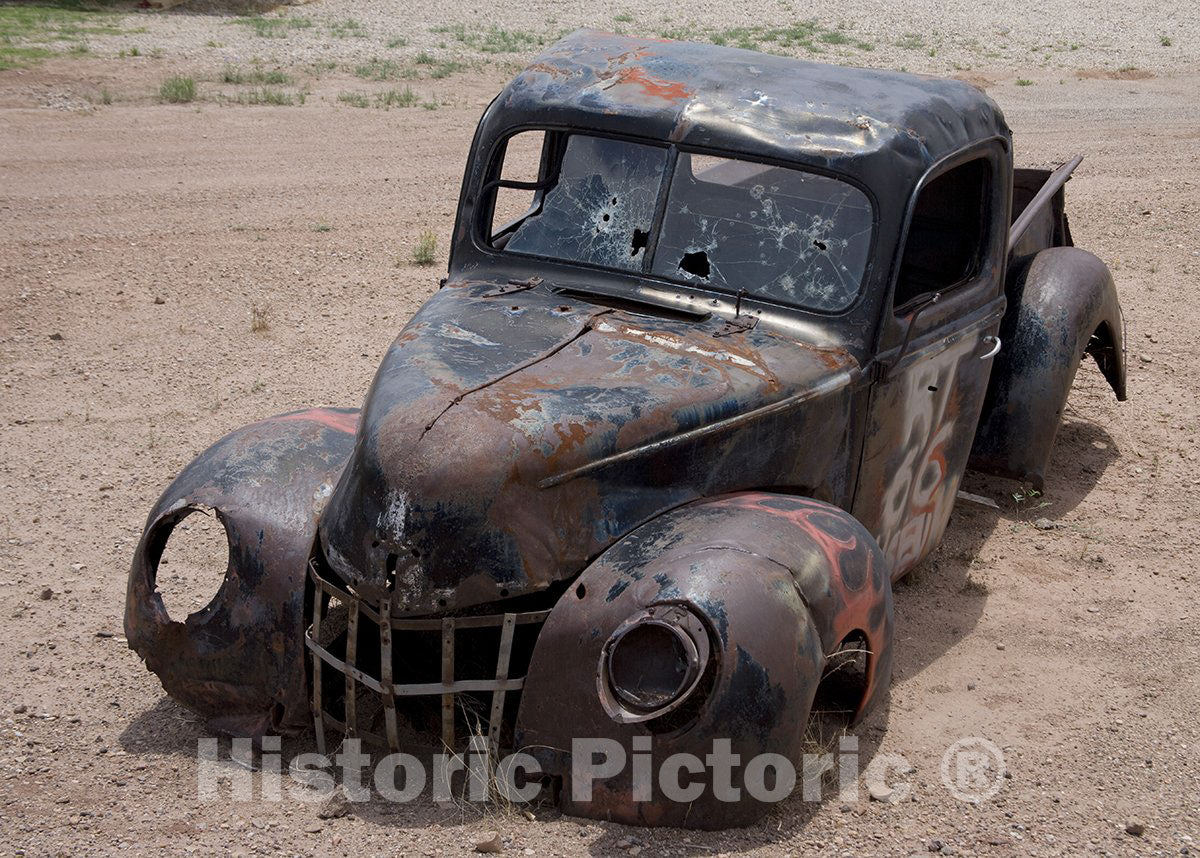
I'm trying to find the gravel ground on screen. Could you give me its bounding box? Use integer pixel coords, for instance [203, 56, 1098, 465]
[2, 0, 1199, 855]
[10, 0, 1200, 81]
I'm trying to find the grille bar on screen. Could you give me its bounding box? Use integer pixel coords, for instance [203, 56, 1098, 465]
[344, 599, 359, 737]
[488, 614, 517, 750]
[311, 586, 328, 756]
[441, 619, 455, 749]
[379, 595, 400, 749]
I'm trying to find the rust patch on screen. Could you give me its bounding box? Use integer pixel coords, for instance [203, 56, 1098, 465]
[611, 66, 693, 102]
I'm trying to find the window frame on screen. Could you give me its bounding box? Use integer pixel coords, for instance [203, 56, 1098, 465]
[473, 125, 882, 318]
[888, 140, 1009, 316]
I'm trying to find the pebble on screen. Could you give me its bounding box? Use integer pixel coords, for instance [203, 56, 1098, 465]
[474, 831, 503, 853]
[1125, 821, 1146, 836]
[39, 588, 53, 600]
[316, 789, 350, 820]
[868, 783, 901, 804]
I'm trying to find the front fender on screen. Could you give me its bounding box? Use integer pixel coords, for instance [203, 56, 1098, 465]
[124, 407, 359, 736]
[514, 492, 892, 828]
[969, 247, 1126, 488]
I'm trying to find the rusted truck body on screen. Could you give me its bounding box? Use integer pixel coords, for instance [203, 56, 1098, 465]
[125, 31, 1126, 827]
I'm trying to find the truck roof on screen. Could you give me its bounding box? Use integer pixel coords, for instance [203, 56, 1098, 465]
[495, 29, 1010, 196]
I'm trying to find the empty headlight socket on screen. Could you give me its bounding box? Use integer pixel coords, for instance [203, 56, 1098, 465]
[596, 604, 713, 725]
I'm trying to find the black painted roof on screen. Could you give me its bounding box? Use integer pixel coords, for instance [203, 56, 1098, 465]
[493, 29, 1010, 194]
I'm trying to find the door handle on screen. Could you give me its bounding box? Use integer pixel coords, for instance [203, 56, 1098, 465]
[980, 335, 1001, 360]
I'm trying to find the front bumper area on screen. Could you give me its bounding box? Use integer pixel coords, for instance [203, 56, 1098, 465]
[305, 559, 550, 753]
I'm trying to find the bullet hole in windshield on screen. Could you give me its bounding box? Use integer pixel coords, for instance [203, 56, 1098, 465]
[631, 229, 649, 257]
[678, 251, 710, 279]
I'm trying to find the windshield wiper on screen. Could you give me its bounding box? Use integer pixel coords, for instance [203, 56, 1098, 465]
[481, 277, 544, 297]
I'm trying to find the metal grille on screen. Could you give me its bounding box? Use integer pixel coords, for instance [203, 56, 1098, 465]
[305, 560, 550, 754]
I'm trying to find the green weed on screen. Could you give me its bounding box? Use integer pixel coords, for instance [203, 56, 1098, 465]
[159, 75, 196, 104]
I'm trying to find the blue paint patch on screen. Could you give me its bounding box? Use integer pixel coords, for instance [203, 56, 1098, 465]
[606, 579, 630, 602]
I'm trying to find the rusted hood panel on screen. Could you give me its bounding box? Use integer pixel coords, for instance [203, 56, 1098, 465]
[319, 280, 859, 614]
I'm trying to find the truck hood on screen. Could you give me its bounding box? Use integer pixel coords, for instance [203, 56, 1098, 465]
[318, 280, 860, 614]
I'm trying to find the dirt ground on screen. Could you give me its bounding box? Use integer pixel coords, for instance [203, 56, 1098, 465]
[1, 3, 1199, 855]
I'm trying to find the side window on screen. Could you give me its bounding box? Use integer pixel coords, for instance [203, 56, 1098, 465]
[893, 158, 990, 309]
[489, 130, 546, 244]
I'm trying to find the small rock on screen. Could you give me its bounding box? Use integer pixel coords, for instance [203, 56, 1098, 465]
[629, 849, 642, 857]
[967, 682, 976, 691]
[94, 630, 114, 638]
[1087, 606, 1100, 614]
[1032, 518, 1059, 531]
[14, 704, 27, 714]
[1138, 354, 1152, 363]
[928, 840, 944, 852]
[49, 333, 64, 341]
[1125, 821, 1145, 836]
[996, 643, 1006, 651]
[615, 838, 632, 849]
[153, 296, 166, 305]
[39, 588, 53, 601]
[474, 831, 503, 853]
[317, 789, 350, 820]
[521, 810, 535, 822]
[303, 822, 323, 834]
[868, 783, 900, 804]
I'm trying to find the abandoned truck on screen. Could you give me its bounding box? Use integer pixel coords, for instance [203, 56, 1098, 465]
[125, 30, 1127, 827]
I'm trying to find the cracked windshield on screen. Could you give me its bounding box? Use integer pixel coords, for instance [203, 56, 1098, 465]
[496, 133, 874, 312]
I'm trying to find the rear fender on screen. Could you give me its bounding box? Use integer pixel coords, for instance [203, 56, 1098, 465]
[969, 247, 1126, 488]
[514, 492, 892, 828]
[124, 408, 359, 736]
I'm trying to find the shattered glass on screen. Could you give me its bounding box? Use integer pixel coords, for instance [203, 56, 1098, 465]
[651, 153, 873, 312]
[496, 135, 874, 312]
[505, 136, 668, 272]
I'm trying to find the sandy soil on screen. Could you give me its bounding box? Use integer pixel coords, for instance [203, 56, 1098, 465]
[1, 3, 1199, 855]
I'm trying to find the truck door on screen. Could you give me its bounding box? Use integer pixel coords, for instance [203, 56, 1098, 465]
[853, 147, 1010, 578]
